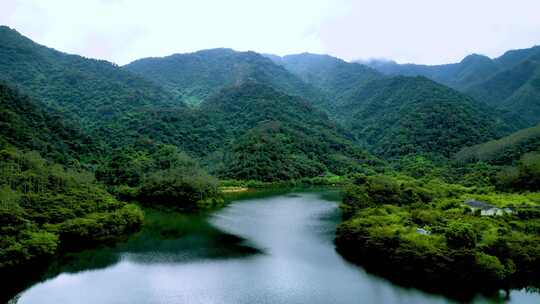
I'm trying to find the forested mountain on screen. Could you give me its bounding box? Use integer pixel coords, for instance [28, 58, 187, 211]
[4, 21, 540, 300]
[198, 82, 382, 180]
[265, 53, 517, 159]
[365, 46, 540, 125]
[0, 81, 93, 163]
[455, 123, 540, 164]
[363, 54, 501, 90]
[336, 76, 513, 158]
[96, 82, 383, 181]
[268, 53, 383, 106]
[124, 48, 324, 106]
[467, 52, 540, 125]
[0, 26, 181, 126]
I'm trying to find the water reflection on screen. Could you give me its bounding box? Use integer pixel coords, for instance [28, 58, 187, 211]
[7, 189, 540, 304]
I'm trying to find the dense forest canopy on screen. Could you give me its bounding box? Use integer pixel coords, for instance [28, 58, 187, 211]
[336, 76, 515, 158]
[0, 81, 93, 163]
[456, 123, 540, 165]
[366, 45, 540, 126]
[0, 26, 182, 127]
[268, 53, 383, 109]
[124, 48, 324, 106]
[2, 24, 540, 299]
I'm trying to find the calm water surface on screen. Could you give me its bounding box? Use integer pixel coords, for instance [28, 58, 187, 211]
[9, 189, 540, 303]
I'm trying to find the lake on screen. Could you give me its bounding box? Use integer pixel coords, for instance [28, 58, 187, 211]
[8, 189, 540, 303]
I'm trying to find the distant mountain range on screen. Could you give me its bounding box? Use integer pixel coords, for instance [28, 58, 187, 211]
[1, 24, 538, 177]
[364, 46, 540, 125]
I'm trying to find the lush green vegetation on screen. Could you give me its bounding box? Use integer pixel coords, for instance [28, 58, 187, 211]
[338, 76, 514, 158]
[456, 123, 540, 164]
[125, 48, 323, 106]
[0, 26, 181, 127]
[273, 53, 383, 110]
[0, 148, 143, 272]
[367, 45, 540, 126]
[3, 24, 540, 298]
[336, 173, 540, 296]
[96, 144, 221, 209]
[364, 54, 502, 90]
[0, 81, 94, 163]
[496, 152, 540, 191]
[199, 83, 384, 180]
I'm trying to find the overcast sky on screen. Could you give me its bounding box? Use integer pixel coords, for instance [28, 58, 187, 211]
[2, 0, 540, 65]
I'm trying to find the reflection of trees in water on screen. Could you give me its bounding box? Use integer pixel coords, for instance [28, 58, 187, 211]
[4, 209, 261, 303]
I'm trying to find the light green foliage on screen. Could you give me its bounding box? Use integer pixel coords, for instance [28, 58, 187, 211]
[336, 173, 540, 291]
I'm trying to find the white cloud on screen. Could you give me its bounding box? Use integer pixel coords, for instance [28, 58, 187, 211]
[1, 0, 540, 65]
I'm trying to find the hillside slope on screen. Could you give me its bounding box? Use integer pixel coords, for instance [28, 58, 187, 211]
[0, 81, 92, 162]
[200, 82, 382, 180]
[0, 26, 181, 126]
[124, 49, 324, 106]
[272, 53, 383, 106]
[366, 46, 540, 125]
[98, 82, 383, 180]
[337, 76, 513, 158]
[455, 123, 540, 164]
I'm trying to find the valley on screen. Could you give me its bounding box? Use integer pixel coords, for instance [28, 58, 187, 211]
[1, 23, 540, 303]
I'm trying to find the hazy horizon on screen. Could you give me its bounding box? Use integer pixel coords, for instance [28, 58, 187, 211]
[2, 0, 540, 65]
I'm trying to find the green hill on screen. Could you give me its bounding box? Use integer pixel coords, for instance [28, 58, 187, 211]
[466, 53, 540, 125]
[337, 76, 513, 158]
[366, 46, 540, 126]
[199, 82, 382, 180]
[0, 81, 93, 163]
[364, 54, 501, 90]
[0, 26, 181, 127]
[455, 123, 540, 164]
[272, 53, 383, 107]
[124, 48, 323, 106]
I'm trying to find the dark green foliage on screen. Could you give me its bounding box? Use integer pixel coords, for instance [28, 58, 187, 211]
[0, 26, 181, 127]
[338, 76, 512, 158]
[58, 204, 144, 249]
[496, 152, 540, 191]
[275, 53, 383, 109]
[124, 48, 323, 105]
[139, 168, 219, 208]
[0, 81, 93, 163]
[222, 123, 327, 181]
[445, 222, 477, 248]
[0, 148, 143, 270]
[456, 123, 540, 164]
[199, 83, 383, 181]
[96, 145, 221, 208]
[98, 82, 384, 182]
[367, 45, 540, 125]
[466, 52, 540, 125]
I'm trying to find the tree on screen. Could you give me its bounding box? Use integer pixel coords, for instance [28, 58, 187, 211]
[445, 222, 477, 249]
